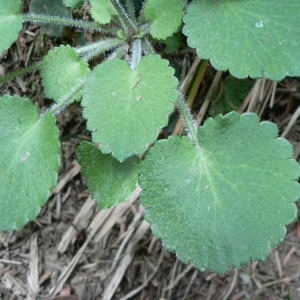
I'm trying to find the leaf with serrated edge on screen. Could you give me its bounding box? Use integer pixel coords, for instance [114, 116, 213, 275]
[144, 0, 184, 40]
[41, 45, 89, 103]
[0, 95, 60, 231]
[82, 55, 178, 161]
[139, 112, 300, 273]
[0, 0, 23, 53]
[90, 0, 116, 24]
[183, 0, 300, 80]
[77, 141, 139, 209]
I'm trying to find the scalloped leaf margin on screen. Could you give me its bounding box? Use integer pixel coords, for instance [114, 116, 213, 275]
[41, 45, 90, 103]
[0, 95, 60, 231]
[82, 54, 178, 161]
[0, 0, 23, 53]
[139, 112, 300, 272]
[144, 0, 184, 40]
[90, 0, 117, 24]
[183, 0, 300, 80]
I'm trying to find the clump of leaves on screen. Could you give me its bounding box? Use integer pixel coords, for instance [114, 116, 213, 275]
[0, 0, 300, 273]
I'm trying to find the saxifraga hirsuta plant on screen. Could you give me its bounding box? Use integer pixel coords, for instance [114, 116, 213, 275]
[0, 0, 300, 273]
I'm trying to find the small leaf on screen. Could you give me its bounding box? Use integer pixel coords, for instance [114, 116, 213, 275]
[77, 141, 139, 209]
[82, 54, 178, 161]
[209, 76, 253, 117]
[41, 45, 90, 103]
[63, 0, 84, 9]
[183, 0, 300, 80]
[144, 0, 184, 40]
[165, 33, 181, 54]
[0, 95, 60, 231]
[90, 0, 117, 24]
[139, 112, 300, 272]
[0, 0, 23, 53]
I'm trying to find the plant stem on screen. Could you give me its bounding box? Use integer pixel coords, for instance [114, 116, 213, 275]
[130, 39, 142, 70]
[43, 80, 85, 117]
[83, 41, 126, 62]
[142, 37, 155, 54]
[110, 0, 137, 33]
[175, 95, 200, 148]
[106, 44, 127, 60]
[23, 14, 111, 33]
[126, 0, 137, 27]
[76, 38, 124, 60]
[0, 62, 42, 84]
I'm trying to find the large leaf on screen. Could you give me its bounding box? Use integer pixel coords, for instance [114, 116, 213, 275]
[77, 141, 139, 209]
[144, 0, 184, 40]
[0, 95, 60, 231]
[90, 0, 116, 24]
[183, 0, 300, 80]
[0, 0, 23, 53]
[82, 55, 178, 161]
[139, 112, 300, 272]
[41, 45, 90, 103]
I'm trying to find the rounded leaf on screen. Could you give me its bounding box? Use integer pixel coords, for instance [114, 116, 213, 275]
[139, 112, 300, 272]
[183, 0, 300, 80]
[90, 0, 116, 24]
[0, 0, 23, 53]
[77, 141, 139, 209]
[144, 0, 184, 40]
[41, 45, 90, 103]
[82, 55, 178, 161]
[0, 95, 60, 231]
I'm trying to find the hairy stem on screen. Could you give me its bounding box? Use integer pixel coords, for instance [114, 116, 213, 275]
[175, 95, 200, 148]
[130, 39, 142, 70]
[23, 14, 112, 33]
[142, 37, 155, 54]
[43, 80, 85, 117]
[82, 42, 126, 62]
[76, 37, 124, 58]
[110, 0, 137, 33]
[0, 62, 42, 84]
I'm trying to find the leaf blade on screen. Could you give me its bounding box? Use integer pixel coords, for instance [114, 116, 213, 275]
[90, 0, 117, 24]
[0, 95, 60, 231]
[144, 0, 184, 40]
[183, 0, 300, 80]
[77, 141, 139, 209]
[41, 45, 90, 103]
[139, 112, 300, 272]
[82, 55, 178, 161]
[0, 0, 23, 53]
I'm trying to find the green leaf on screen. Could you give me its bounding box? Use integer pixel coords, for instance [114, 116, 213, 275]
[183, 0, 300, 80]
[165, 33, 181, 53]
[77, 141, 139, 209]
[0, 95, 60, 231]
[41, 45, 90, 103]
[29, 0, 72, 37]
[90, 0, 117, 24]
[63, 0, 84, 9]
[82, 54, 178, 161]
[144, 0, 184, 40]
[209, 76, 253, 117]
[139, 112, 300, 273]
[0, 0, 23, 53]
